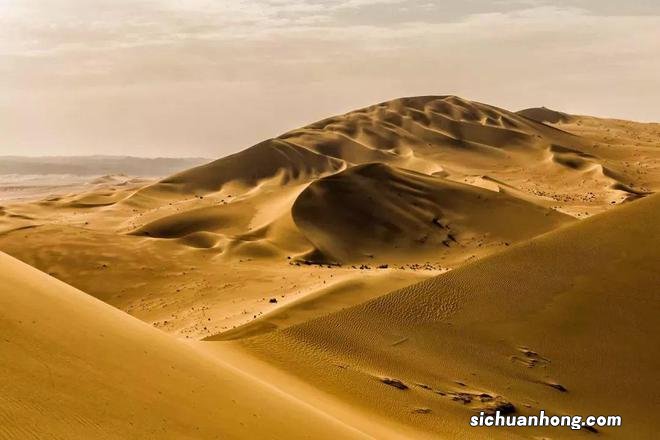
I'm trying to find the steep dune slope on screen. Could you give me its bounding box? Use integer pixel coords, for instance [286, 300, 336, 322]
[0, 252, 370, 440]
[238, 194, 660, 439]
[292, 163, 573, 263]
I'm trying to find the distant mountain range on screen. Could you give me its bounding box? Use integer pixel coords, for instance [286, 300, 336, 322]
[0, 155, 210, 177]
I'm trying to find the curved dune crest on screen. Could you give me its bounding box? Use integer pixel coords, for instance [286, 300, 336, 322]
[0, 252, 368, 440]
[138, 139, 346, 197]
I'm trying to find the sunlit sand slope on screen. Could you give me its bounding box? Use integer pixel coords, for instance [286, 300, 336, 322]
[0, 252, 368, 440]
[239, 194, 660, 439]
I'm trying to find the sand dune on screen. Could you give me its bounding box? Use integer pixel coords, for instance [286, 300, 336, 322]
[130, 96, 652, 227]
[0, 251, 371, 440]
[130, 182, 314, 259]
[238, 193, 660, 439]
[0, 95, 658, 439]
[292, 162, 573, 263]
[117, 96, 606, 264]
[1, 95, 658, 340]
[137, 139, 345, 197]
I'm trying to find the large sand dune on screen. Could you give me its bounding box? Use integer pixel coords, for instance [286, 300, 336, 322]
[1, 96, 658, 338]
[292, 162, 572, 263]
[136, 96, 649, 215]
[237, 193, 660, 438]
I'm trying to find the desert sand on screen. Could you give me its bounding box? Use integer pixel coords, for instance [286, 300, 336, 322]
[237, 191, 660, 439]
[1, 96, 659, 438]
[0, 252, 374, 439]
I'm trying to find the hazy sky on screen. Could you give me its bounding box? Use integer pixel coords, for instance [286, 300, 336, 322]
[1, 0, 659, 158]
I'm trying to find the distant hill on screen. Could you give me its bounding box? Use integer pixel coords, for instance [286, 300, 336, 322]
[517, 106, 573, 123]
[0, 155, 209, 177]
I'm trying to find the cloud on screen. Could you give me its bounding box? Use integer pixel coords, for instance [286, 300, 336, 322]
[0, 1, 659, 156]
[3, 2, 659, 88]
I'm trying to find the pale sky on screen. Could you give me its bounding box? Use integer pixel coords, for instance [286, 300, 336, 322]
[1, 0, 659, 157]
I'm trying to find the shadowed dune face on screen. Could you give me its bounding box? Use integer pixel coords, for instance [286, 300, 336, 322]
[239, 194, 660, 439]
[292, 163, 573, 263]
